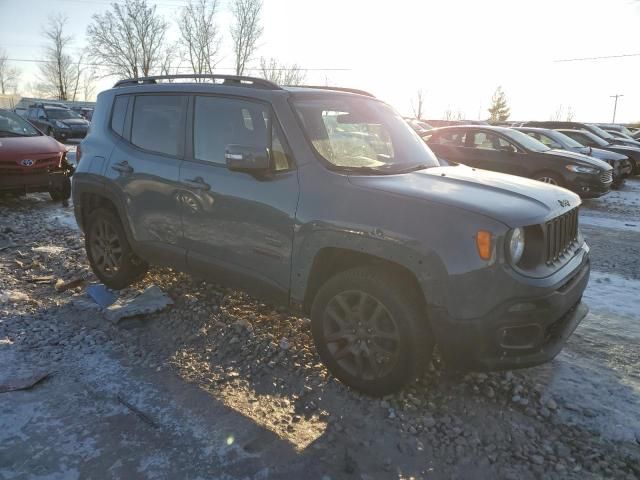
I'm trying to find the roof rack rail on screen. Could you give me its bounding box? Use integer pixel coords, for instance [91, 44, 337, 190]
[290, 85, 376, 98]
[113, 74, 282, 90]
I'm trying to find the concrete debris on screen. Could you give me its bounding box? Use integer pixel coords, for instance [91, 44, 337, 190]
[0, 372, 49, 393]
[86, 283, 119, 308]
[105, 285, 173, 323]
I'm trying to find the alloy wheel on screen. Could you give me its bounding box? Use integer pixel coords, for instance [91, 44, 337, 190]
[89, 219, 123, 277]
[322, 290, 401, 380]
[537, 176, 558, 185]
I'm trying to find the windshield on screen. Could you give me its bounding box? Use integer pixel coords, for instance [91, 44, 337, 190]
[501, 129, 550, 152]
[548, 130, 584, 148]
[46, 108, 82, 120]
[0, 110, 41, 137]
[586, 124, 615, 140]
[575, 130, 609, 147]
[292, 96, 440, 173]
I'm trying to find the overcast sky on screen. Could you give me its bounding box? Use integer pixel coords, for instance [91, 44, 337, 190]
[1, 0, 639, 122]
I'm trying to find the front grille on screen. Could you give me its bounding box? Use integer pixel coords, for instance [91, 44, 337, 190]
[600, 170, 613, 184]
[545, 207, 579, 264]
[0, 156, 60, 175]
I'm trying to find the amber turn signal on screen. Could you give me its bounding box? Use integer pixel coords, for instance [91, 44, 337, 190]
[476, 230, 492, 260]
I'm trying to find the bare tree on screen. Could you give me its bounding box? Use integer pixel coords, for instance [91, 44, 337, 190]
[86, 0, 169, 78]
[443, 108, 464, 121]
[37, 15, 75, 100]
[411, 89, 425, 119]
[230, 0, 263, 75]
[82, 69, 98, 101]
[0, 49, 20, 94]
[259, 57, 305, 85]
[551, 105, 576, 121]
[178, 0, 221, 79]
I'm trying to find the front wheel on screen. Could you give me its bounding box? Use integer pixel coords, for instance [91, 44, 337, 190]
[310, 266, 433, 396]
[85, 208, 148, 290]
[534, 172, 563, 187]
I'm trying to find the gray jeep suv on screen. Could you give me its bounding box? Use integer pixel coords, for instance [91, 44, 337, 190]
[73, 75, 590, 395]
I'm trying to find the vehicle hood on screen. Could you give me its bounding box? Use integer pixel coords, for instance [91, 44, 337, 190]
[543, 149, 611, 170]
[606, 144, 640, 156]
[612, 138, 640, 148]
[0, 135, 66, 161]
[57, 118, 89, 127]
[348, 165, 581, 228]
[587, 147, 628, 162]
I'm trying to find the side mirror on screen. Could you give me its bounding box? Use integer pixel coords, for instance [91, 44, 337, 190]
[225, 145, 270, 173]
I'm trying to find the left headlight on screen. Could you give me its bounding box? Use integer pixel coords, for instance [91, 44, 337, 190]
[54, 120, 70, 129]
[507, 227, 525, 265]
[566, 164, 598, 175]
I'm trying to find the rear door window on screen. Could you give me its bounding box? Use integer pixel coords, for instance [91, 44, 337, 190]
[131, 95, 187, 157]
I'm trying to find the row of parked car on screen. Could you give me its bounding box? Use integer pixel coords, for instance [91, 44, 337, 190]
[14, 101, 93, 142]
[406, 119, 640, 198]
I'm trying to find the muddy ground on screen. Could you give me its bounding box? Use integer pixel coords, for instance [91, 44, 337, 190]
[1, 179, 639, 480]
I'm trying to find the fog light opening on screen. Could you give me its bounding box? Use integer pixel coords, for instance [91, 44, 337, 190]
[498, 324, 542, 349]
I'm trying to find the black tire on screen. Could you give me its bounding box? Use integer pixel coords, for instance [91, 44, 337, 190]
[85, 207, 148, 290]
[49, 176, 71, 202]
[533, 171, 564, 187]
[310, 266, 433, 396]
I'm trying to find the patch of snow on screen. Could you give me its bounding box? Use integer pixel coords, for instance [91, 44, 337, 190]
[580, 214, 640, 233]
[529, 271, 640, 442]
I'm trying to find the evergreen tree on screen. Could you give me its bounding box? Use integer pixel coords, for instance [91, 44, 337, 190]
[487, 86, 510, 121]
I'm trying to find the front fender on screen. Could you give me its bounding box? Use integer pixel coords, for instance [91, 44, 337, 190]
[290, 222, 450, 308]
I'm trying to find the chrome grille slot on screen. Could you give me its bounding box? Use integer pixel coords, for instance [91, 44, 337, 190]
[545, 207, 579, 264]
[600, 170, 613, 184]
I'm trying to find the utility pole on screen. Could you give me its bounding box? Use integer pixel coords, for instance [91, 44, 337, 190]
[610, 94, 623, 123]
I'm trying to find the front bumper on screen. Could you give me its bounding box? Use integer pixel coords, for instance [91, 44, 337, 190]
[55, 128, 88, 140]
[430, 255, 590, 371]
[0, 170, 70, 194]
[567, 173, 611, 198]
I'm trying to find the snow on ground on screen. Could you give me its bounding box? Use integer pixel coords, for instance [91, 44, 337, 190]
[580, 215, 640, 233]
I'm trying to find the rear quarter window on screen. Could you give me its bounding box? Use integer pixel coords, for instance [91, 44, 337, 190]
[110, 96, 129, 137]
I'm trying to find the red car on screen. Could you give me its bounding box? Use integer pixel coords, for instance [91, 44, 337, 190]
[0, 108, 73, 201]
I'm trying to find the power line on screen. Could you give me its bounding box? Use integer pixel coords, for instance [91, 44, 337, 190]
[554, 52, 640, 63]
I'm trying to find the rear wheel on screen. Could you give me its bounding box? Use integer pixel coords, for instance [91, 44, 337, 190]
[311, 266, 433, 396]
[85, 207, 148, 289]
[534, 172, 563, 186]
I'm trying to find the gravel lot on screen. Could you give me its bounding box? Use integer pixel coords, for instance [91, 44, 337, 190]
[1, 177, 639, 479]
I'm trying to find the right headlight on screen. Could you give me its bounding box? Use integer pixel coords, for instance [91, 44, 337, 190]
[507, 227, 525, 265]
[566, 164, 598, 175]
[54, 120, 70, 129]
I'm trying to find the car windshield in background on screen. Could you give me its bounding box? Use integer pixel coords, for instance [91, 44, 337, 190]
[502, 129, 550, 152]
[46, 108, 82, 120]
[551, 130, 585, 148]
[587, 124, 615, 140]
[0, 110, 40, 137]
[292, 96, 439, 173]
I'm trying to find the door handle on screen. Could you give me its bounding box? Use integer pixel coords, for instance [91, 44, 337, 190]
[182, 177, 211, 191]
[111, 161, 134, 174]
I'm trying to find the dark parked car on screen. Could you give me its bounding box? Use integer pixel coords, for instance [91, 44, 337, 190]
[514, 127, 631, 188]
[523, 121, 640, 149]
[71, 106, 94, 122]
[423, 125, 612, 198]
[26, 104, 90, 141]
[73, 74, 590, 395]
[0, 108, 72, 200]
[557, 129, 640, 175]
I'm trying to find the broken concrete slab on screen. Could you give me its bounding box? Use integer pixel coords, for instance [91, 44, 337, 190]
[0, 372, 49, 393]
[104, 285, 173, 323]
[86, 283, 119, 308]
